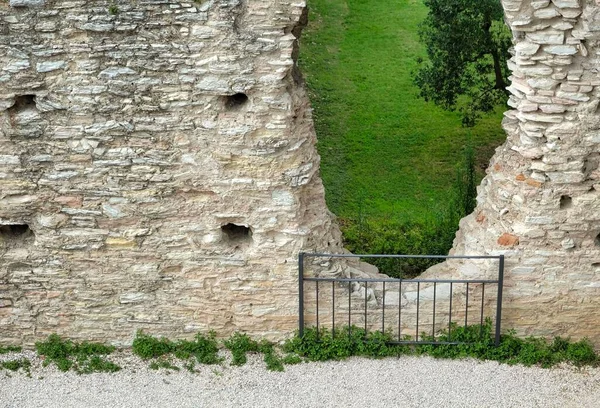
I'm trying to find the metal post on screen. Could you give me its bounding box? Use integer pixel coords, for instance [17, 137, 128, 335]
[299, 252, 305, 338]
[495, 255, 504, 347]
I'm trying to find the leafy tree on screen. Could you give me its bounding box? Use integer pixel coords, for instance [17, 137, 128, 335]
[414, 0, 512, 126]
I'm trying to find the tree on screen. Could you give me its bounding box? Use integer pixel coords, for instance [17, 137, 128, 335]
[414, 0, 512, 126]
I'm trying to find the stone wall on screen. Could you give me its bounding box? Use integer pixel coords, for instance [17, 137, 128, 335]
[428, 0, 600, 342]
[0, 0, 347, 346]
[3, 0, 600, 347]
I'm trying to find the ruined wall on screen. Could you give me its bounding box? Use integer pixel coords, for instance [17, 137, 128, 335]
[431, 0, 600, 341]
[0, 0, 347, 345]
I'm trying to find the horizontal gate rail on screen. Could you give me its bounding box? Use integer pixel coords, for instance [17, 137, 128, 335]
[299, 252, 505, 346]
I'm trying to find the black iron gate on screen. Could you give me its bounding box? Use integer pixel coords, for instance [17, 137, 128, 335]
[299, 253, 504, 346]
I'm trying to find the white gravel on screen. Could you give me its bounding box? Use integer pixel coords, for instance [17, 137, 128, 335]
[1, 350, 600, 408]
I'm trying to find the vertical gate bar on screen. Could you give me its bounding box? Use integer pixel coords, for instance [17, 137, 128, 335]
[416, 282, 420, 341]
[465, 282, 469, 328]
[348, 281, 352, 337]
[432, 282, 436, 338]
[299, 252, 304, 338]
[448, 282, 453, 338]
[316, 280, 319, 340]
[398, 281, 402, 341]
[495, 255, 505, 347]
[480, 283, 485, 338]
[364, 283, 368, 335]
[382, 282, 386, 333]
[332, 282, 335, 337]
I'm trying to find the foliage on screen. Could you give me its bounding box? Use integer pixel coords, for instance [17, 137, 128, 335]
[149, 359, 181, 371]
[132, 331, 222, 365]
[0, 345, 22, 355]
[223, 333, 286, 371]
[344, 146, 477, 278]
[35, 334, 119, 374]
[259, 342, 285, 372]
[223, 333, 260, 366]
[285, 322, 598, 369]
[414, 0, 512, 126]
[1, 358, 31, 374]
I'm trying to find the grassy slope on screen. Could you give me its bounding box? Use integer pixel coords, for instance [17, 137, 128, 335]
[299, 0, 506, 224]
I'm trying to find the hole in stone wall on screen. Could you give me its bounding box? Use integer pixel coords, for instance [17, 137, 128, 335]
[592, 262, 600, 268]
[221, 223, 252, 242]
[14, 95, 35, 110]
[595, 233, 600, 247]
[560, 195, 573, 209]
[224, 93, 248, 109]
[9, 95, 36, 112]
[0, 224, 33, 239]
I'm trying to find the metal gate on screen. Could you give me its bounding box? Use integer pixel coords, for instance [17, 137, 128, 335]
[299, 253, 504, 346]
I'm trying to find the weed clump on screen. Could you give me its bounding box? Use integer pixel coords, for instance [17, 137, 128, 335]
[1, 358, 31, 375]
[0, 345, 22, 355]
[132, 331, 222, 369]
[35, 334, 120, 374]
[223, 333, 259, 366]
[223, 332, 285, 371]
[285, 321, 598, 369]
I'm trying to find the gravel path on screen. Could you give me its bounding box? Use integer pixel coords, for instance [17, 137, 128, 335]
[1, 350, 600, 408]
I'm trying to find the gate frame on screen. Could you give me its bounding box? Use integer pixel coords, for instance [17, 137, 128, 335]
[299, 252, 504, 346]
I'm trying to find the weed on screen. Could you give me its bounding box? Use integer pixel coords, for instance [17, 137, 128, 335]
[1, 358, 31, 374]
[285, 321, 599, 369]
[35, 334, 119, 374]
[108, 4, 119, 15]
[132, 331, 222, 366]
[259, 341, 284, 372]
[174, 332, 221, 365]
[149, 359, 180, 371]
[132, 331, 174, 360]
[223, 333, 259, 366]
[184, 360, 196, 373]
[281, 354, 302, 365]
[0, 345, 22, 355]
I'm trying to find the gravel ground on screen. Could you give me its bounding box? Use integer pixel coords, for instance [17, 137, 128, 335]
[1, 350, 600, 408]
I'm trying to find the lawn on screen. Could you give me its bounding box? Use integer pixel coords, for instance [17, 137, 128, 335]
[298, 0, 506, 226]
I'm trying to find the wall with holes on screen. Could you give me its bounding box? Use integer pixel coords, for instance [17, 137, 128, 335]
[0, 0, 347, 345]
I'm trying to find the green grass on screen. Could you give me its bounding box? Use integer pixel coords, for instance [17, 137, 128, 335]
[299, 0, 505, 224]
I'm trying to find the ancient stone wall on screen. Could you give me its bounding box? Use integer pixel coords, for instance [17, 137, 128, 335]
[430, 0, 600, 342]
[0, 0, 347, 345]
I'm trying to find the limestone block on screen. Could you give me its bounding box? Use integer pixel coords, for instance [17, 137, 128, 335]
[10, 0, 44, 7]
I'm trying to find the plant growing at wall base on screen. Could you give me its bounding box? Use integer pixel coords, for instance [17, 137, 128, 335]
[0, 345, 22, 354]
[285, 322, 598, 369]
[35, 334, 120, 374]
[132, 331, 222, 366]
